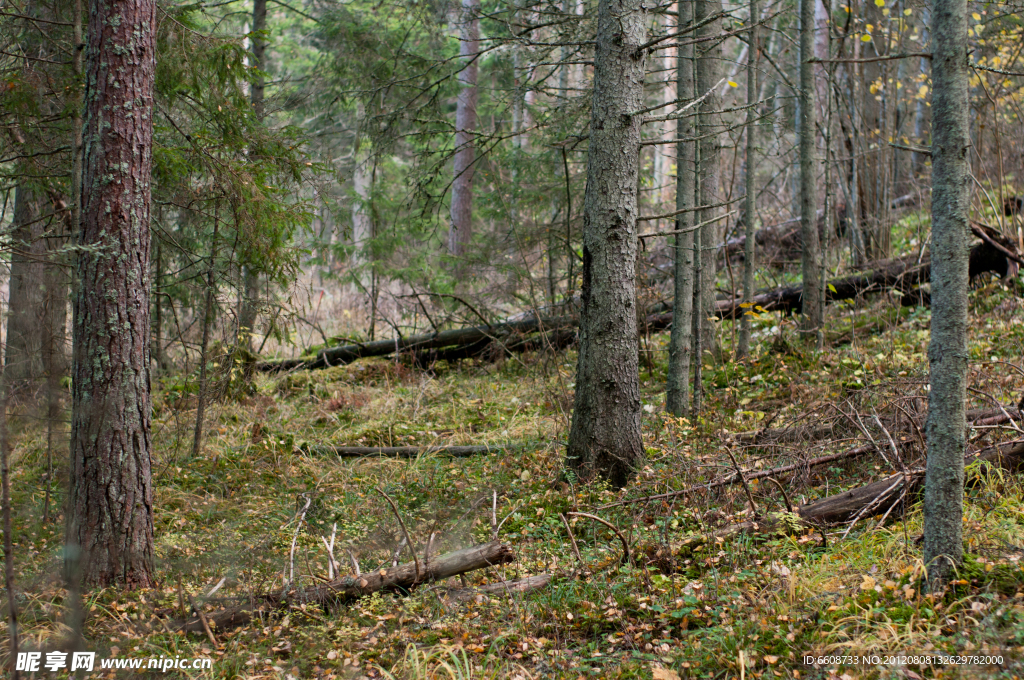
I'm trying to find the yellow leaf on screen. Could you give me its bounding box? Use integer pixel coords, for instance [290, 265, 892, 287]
[874, 0, 884, 6]
[728, 80, 739, 88]
[653, 670, 682, 680]
[917, 84, 928, 98]
[861, 34, 872, 42]
[904, 7, 912, 14]
[860, 575, 877, 591]
[972, 12, 981, 20]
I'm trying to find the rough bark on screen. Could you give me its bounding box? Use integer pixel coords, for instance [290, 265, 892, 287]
[68, 0, 157, 588]
[923, 0, 970, 587]
[666, 0, 696, 415]
[695, 0, 723, 359]
[737, 0, 758, 359]
[798, 0, 823, 338]
[564, 0, 647, 487]
[448, 0, 479, 262]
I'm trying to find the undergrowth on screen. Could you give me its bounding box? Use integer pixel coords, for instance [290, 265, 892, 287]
[3, 282, 1024, 679]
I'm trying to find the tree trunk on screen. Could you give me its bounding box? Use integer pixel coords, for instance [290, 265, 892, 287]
[923, 0, 969, 589]
[564, 0, 647, 487]
[798, 0, 823, 339]
[237, 0, 267, 351]
[67, 0, 156, 589]
[737, 0, 759, 359]
[4, 187, 46, 391]
[695, 0, 723, 360]
[448, 0, 479, 263]
[666, 0, 696, 415]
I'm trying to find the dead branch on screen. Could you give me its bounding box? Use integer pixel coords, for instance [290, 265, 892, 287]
[179, 541, 515, 634]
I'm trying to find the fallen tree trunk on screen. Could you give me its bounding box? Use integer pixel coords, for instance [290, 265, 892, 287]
[446, 573, 553, 601]
[259, 316, 577, 372]
[301, 443, 515, 459]
[715, 236, 1018, 319]
[641, 439, 1024, 566]
[798, 438, 1024, 524]
[733, 404, 1021, 446]
[260, 231, 1016, 373]
[602, 422, 1023, 510]
[181, 541, 515, 633]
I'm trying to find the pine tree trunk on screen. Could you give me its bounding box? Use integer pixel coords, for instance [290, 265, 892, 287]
[799, 0, 823, 338]
[695, 0, 723, 360]
[666, 0, 696, 415]
[68, 0, 156, 589]
[923, 0, 969, 589]
[565, 0, 647, 486]
[448, 0, 479, 262]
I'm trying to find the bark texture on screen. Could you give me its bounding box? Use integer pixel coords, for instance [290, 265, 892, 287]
[695, 0, 723, 359]
[68, 0, 157, 588]
[666, 0, 696, 415]
[448, 0, 479, 260]
[565, 0, 647, 486]
[923, 0, 969, 588]
[737, 0, 758, 359]
[798, 0, 823, 337]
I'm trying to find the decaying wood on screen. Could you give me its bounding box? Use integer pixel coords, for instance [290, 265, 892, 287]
[180, 541, 515, 633]
[300, 443, 515, 459]
[259, 317, 577, 372]
[445, 574, 553, 601]
[258, 229, 1017, 374]
[641, 439, 1024, 565]
[798, 438, 1024, 524]
[715, 236, 1018, 319]
[733, 404, 1021, 446]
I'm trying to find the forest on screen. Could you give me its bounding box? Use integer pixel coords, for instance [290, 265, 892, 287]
[0, 0, 1023, 675]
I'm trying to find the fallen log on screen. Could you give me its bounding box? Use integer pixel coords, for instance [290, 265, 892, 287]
[180, 541, 515, 633]
[715, 236, 1018, 319]
[258, 316, 577, 373]
[300, 443, 516, 459]
[733, 405, 1021, 446]
[798, 438, 1024, 524]
[641, 439, 1024, 566]
[446, 574, 553, 601]
[260, 230, 1016, 373]
[601, 421, 1023, 510]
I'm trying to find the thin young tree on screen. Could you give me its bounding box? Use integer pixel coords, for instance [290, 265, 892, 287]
[737, 0, 759, 359]
[695, 0, 722, 360]
[67, 0, 157, 587]
[449, 0, 480, 263]
[565, 0, 647, 486]
[798, 0, 823, 340]
[923, 0, 969, 588]
[666, 0, 696, 415]
[238, 0, 267, 351]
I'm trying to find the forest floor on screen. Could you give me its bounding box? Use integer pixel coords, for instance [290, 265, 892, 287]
[6, 278, 1024, 679]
